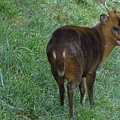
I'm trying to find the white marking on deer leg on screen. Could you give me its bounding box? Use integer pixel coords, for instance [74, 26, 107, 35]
[53, 51, 56, 59]
[82, 94, 86, 104]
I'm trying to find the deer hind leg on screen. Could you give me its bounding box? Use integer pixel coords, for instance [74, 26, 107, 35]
[67, 79, 80, 119]
[86, 72, 96, 107]
[51, 67, 65, 106]
[58, 78, 65, 106]
[79, 77, 86, 105]
[67, 82, 74, 119]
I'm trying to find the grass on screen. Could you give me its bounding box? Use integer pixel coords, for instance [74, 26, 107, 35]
[0, 0, 120, 119]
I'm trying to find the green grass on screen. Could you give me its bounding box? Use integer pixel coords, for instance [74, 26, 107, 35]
[0, 0, 120, 119]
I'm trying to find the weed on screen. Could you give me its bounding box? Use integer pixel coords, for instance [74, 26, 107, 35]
[0, 0, 120, 119]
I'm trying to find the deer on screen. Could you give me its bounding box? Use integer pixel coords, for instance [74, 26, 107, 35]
[46, 2, 120, 119]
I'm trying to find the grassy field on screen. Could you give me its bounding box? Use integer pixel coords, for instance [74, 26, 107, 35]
[0, 0, 120, 119]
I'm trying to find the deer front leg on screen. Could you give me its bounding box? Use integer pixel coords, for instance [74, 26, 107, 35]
[86, 71, 96, 107]
[79, 77, 86, 105]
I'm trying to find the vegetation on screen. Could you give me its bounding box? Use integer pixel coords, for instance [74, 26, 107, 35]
[0, 0, 120, 119]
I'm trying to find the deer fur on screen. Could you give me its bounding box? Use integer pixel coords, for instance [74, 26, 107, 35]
[46, 9, 120, 119]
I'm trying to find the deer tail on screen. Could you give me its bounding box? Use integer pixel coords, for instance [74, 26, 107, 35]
[52, 50, 66, 77]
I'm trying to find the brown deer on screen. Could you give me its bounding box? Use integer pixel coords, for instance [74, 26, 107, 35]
[46, 3, 120, 119]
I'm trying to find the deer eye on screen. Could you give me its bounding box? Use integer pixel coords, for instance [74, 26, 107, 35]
[113, 26, 119, 31]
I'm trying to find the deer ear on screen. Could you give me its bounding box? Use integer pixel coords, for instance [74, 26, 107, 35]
[100, 14, 109, 24]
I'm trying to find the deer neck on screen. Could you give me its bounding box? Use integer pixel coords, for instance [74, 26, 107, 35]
[99, 26, 116, 66]
[100, 43, 115, 66]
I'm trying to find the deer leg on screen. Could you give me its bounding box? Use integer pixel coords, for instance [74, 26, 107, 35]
[67, 80, 79, 119]
[79, 77, 85, 105]
[86, 72, 96, 107]
[58, 79, 65, 106]
[51, 67, 65, 106]
[67, 82, 74, 118]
